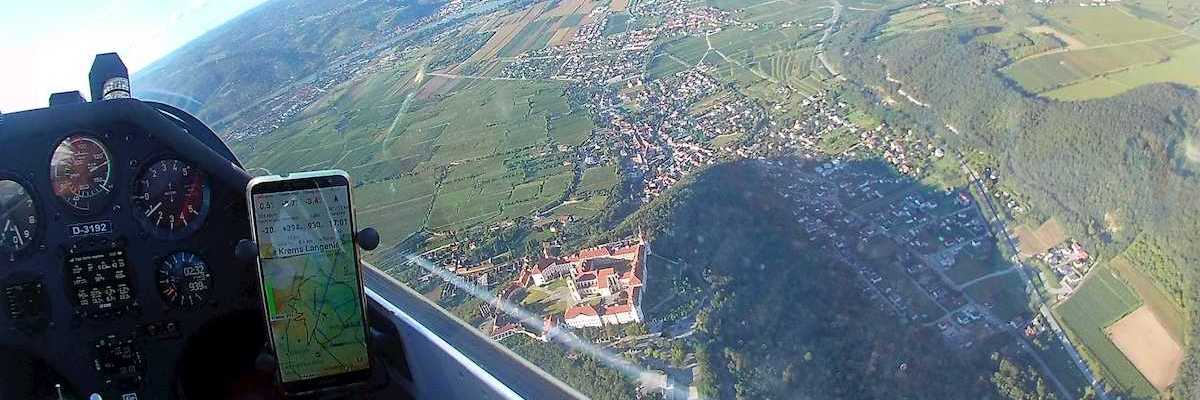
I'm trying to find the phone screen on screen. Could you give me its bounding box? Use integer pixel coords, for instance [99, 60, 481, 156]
[250, 178, 370, 385]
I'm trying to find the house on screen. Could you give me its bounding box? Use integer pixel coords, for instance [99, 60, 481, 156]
[529, 257, 574, 286]
[564, 305, 603, 328]
[567, 242, 646, 301]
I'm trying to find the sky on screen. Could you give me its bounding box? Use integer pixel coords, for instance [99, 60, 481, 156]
[0, 0, 268, 112]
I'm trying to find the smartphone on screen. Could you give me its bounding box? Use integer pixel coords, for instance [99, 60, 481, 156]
[246, 170, 372, 395]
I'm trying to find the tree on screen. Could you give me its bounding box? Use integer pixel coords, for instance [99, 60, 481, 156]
[623, 323, 647, 337]
[991, 356, 1056, 400]
[602, 324, 619, 339]
[670, 342, 687, 367]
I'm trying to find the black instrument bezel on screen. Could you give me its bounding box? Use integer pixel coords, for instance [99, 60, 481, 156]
[130, 155, 213, 241]
[154, 250, 214, 311]
[47, 131, 118, 217]
[0, 171, 45, 259]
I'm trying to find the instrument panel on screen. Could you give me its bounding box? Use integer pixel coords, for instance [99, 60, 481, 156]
[0, 99, 259, 399]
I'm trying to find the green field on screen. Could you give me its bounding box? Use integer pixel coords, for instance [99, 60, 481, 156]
[647, 54, 690, 79]
[704, 0, 767, 11]
[1041, 43, 1200, 100]
[1053, 267, 1156, 398]
[648, 35, 711, 79]
[604, 13, 631, 36]
[995, 3, 1200, 100]
[963, 272, 1030, 322]
[549, 112, 594, 146]
[499, 16, 562, 57]
[882, 7, 949, 35]
[660, 36, 709, 66]
[235, 70, 610, 250]
[578, 165, 619, 192]
[699, 21, 825, 91]
[1004, 42, 1171, 93]
[1044, 6, 1179, 46]
[737, 0, 826, 25]
[946, 244, 1006, 285]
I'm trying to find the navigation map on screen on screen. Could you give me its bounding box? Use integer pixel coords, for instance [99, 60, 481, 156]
[252, 185, 369, 383]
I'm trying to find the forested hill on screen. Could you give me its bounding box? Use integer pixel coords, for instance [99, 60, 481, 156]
[830, 11, 1200, 397]
[132, 0, 441, 126]
[616, 160, 1025, 399]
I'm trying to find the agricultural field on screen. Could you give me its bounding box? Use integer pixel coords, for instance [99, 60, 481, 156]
[881, 7, 949, 35]
[736, 0, 828, 25]
[649, 0, 831, 90]
[659, 36, 709, 66]
[1044, 43, 1200, 100]
[1043, 5, 1179, 46]
[1013, 217, 1067, 258]
[456, 0, 598, 69]
[1109, 255, 1188, 344]
[1003, 42, 1171, 93]
[1053, 266, 1156, 398]
[236, 67, 609, 250]
[1106, 306, 1184, 391]
[604, 13, 632, 36]
[1001, 4, 1200, 100]
[646, 54, 691, 80]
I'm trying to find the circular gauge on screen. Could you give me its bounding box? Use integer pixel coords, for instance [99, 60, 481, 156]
[0, 180, 39, 253]
[132, 159, 210, 239]
[157, 252, 212, 309]
[50, 135, 114, 214]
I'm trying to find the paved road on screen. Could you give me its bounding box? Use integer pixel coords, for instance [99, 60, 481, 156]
[958, 155, 1108, 400]
[814, 0, 843, 79]
[427, 72, 578, 83]
[363, 265, 584, 400]
[958, 266, 1017, 290]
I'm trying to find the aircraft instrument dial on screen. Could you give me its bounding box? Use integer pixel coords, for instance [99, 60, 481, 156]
[156, 251, 212, 309]
[50, 135, 114, 214]
[132, 159, 210, 239]
[0, 180, 38, 253]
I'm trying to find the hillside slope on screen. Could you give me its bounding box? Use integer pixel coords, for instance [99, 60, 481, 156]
[133, 0, 441, 126]
[830, 11, 1200, 397]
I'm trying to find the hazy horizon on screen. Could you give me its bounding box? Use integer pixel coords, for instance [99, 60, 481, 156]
[0, 0, 268, 112]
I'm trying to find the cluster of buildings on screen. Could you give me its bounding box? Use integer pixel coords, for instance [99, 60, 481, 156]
[526, 238, 647, 329]
[502, 6, 656, 82]
[855, 125, 942, 176]
[660, 3, 733, 34]
[769, 157, 1006, 340]
[750, 96, 857, 157]
[487, 237, 649, 341]
[1040, 241, 1091, 290]
[568, 67, 780, 203]
[502, 0, 735, 84]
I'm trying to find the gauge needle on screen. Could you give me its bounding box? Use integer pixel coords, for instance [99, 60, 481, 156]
[89, 161, 108, 173]
[3, 219, 20, 246]
[146, 202, 163, 217]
